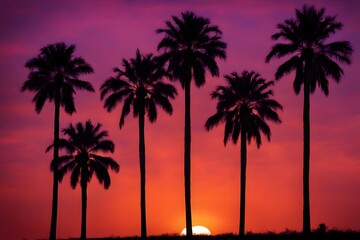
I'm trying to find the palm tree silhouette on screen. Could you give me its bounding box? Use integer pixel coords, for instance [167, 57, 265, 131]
[100, 49, 177, 239]
[21, 42, 94, 240]
[205, 71, 282, 238]
[47, 120, 119, 240]
[156, 11, 227, 236]
[265, 5, 353, 234]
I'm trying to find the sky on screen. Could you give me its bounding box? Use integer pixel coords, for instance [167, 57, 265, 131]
[0, 0, 359, 239]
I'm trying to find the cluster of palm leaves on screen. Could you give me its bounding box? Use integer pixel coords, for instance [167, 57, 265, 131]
[22, 5, 352, 240]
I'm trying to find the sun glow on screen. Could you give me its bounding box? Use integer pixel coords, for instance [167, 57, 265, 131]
[181, 226, 211, 236]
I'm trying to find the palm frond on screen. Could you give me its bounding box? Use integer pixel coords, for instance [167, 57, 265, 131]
[152, 95, 173, 115]
[89, 160, 111, 189]
[205, 112, 225, 131]
[223, 116, 234, 145]
[58, 160, 77, 182]
[32, 87, 51, 113]
[192, 60, 206, 87]
[70, 164, 81, 189]
[66, 78, 94, 92]
[93, 155, 120, 173]
[91, 140, 115, 153]
[146, 98, 157, 123]
[119, 96, 133, 129]
[103, 89, 132, 112]
[275, 56, 301, 80]
[323, 41, 352, 64]
[266, 43, 298, 62]
[61, 83, 76, 114]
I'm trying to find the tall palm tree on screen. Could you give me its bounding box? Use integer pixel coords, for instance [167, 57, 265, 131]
[21, 42, 94, 240]
[156, 11, 226, 236]
[100, 49, 177, 239]
[265, 5, 353, 234]
[47, 120, 119, 240]
[205, 71, 282, 238]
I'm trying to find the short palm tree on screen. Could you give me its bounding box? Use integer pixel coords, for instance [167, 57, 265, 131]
[100, 49, 177, 239]
[205, 71, 282, 238]
[156, 11, 226, 236]
[265, 5, 353, 234]
[47, 120, 119, 240]
[21, 42, 94, 240]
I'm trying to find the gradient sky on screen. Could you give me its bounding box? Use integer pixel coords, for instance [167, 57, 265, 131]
[0, 0, 359, 239]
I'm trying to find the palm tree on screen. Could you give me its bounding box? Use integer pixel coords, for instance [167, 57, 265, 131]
[265, 5, 353, 234]
[21, 42, 94, 240]
[205, 71, 282, 238]
[156, 11, 226, 236]
[100, 49, 177, 239]
[47, 120, 119, 240]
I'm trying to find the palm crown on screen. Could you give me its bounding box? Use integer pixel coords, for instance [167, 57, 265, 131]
[50, 120, 120, 189]
[265, 5, 352, 95]
[157, 11, 227, 88]
[100, 49, 177, 127]
[22, 42, 94, 113]
[206, 71, 283, 146]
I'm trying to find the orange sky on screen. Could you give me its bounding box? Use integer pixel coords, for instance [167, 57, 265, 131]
[0, 0, 359, 239]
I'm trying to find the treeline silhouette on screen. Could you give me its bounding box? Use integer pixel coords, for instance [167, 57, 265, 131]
[21, 4, 352, 240]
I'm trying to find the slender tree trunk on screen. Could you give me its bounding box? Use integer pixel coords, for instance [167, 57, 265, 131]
[139, 103, 147, 239]
[303, 74, 311, 235]
[49, 89, 60, 240]
[184, 80, 193, 237]
[239, 129, 247, 238]
[81, 181, 87, 240]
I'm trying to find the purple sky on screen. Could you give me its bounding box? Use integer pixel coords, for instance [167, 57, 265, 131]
[0, 0, 359, 239]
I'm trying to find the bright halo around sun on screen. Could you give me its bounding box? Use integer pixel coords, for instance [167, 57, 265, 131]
[181, 226, 211, 236]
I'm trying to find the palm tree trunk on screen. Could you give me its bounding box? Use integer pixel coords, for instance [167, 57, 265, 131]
[139, 104, 147, 239]
[303, 75, 311, 234]
[184, 80, 193, 237]
[81, 181, 87, 240]
[49, 89, 60, 240]
[239, 129, 247, 238]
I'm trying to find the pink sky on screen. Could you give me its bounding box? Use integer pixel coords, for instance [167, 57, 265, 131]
[0, 0, 359, 239]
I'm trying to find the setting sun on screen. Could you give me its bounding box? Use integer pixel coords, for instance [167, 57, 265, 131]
[1, 1, 360, 240]
[181, 226, 211, 236]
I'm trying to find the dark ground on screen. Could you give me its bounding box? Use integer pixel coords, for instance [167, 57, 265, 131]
[65, 230, 360, 240]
